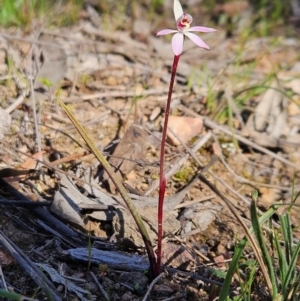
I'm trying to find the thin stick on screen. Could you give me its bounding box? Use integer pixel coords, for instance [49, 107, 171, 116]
[29, 30, 42, 153]
[4, 90, 27, 114]
[198, 175, 273, 296]
[63, 90, 185, 103]
[90, 272, 110, 301]
[144, 132, 212, 196]
[0, 231, 62, 301]
[174, 195, 215, 209]
[0, 266, 7, 291]
[178, 104, 300, 171]
[142, 272, 165, 301]
[0, 199, 51, 206]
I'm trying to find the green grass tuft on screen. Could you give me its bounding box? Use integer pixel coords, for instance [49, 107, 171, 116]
[219, 188, 300, 300]
[0, 0, 84, 27]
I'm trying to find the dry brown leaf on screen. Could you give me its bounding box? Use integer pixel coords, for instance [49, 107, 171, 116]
[0, 248, 15, 266]
[103, 123, 149, 193]
[3, 151, 44, 183]
[20, 151, 45, 170]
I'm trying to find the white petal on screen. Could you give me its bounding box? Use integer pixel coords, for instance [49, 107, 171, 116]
[174, 0, 183, 21]
[172, 32, 184, 56]
[188, 26, 217, 33]
[157, 29, 178, 36]
[184, 32, 210, 49]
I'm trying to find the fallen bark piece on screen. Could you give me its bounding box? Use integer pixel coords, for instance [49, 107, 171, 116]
[67, 247, 149, 272]
[36, 263, 90, 301]
[0, 178, 83, 244]
[0, 231, 62, 301]
[103, 123, 149, 194]
[52, 173, 117, 229]
[51, 174, 180, 247]
[112, 206, 180, 247]
[242, 80, 289, 148]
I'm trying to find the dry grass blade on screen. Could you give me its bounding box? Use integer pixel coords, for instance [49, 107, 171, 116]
[57, 98, 157, 276]
[0, 177, 82, 245]
[0, 231, 62, 301]
[90, 271, 110, 301]
[142, 272, 165, 301]
[178, 104, 300, 171]
[198, 174, 274, 296]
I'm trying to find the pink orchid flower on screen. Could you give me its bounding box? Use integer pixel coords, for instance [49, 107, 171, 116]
[157, 0, 217, 56]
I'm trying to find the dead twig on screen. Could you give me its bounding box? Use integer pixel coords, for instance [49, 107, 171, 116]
[0, 266, 7, 291]
[197, 174, 274, 296]
[174, 195, 215, 209]
[144, 132, 212, 196]
[0, 231, 62, 301]
[178, 104, 300, 171]
[0, 177, 83, 245]
[214, 135, 292, 191]
[142, 272, 165, 301]
[90, 271, 110, 301]
[28, 29, 43, 153]
[63, 90, 183, 103]
[0, 199, 51, 206]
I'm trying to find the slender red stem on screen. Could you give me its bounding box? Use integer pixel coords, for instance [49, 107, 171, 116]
[156, 54, 180, 276]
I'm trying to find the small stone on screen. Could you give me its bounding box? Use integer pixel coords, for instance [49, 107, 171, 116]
[288, 100, 300, 116]
[153, 284, 174, 296]
[118, 271, 148, 292]
[166, 116, 203, 146]
[85, 282, 98, 294]
[114, 282, 120, 290]
[187, 285, 201, 301]
[102, 276, 114, 289]
[121, 292, 133, 301]
[149, 106, 161, 121]
[106, 76, 118, 86]
[0, 248, 15, 266]
[140, 183, 149, 190]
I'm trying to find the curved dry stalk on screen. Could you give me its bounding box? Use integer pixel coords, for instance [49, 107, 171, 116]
[0, 231, 62, 301]
[198, 174, 274, 297]
[142, 272, 165, 301]
[57, 98, 156, 277]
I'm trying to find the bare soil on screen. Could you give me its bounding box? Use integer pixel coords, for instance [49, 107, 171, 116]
[0, 1, 299, 300]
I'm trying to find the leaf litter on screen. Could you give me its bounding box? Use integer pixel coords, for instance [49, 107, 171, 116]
[0, 2, 299, 300]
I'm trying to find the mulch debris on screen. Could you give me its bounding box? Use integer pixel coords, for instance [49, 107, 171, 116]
[0, 2, 299, 300]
